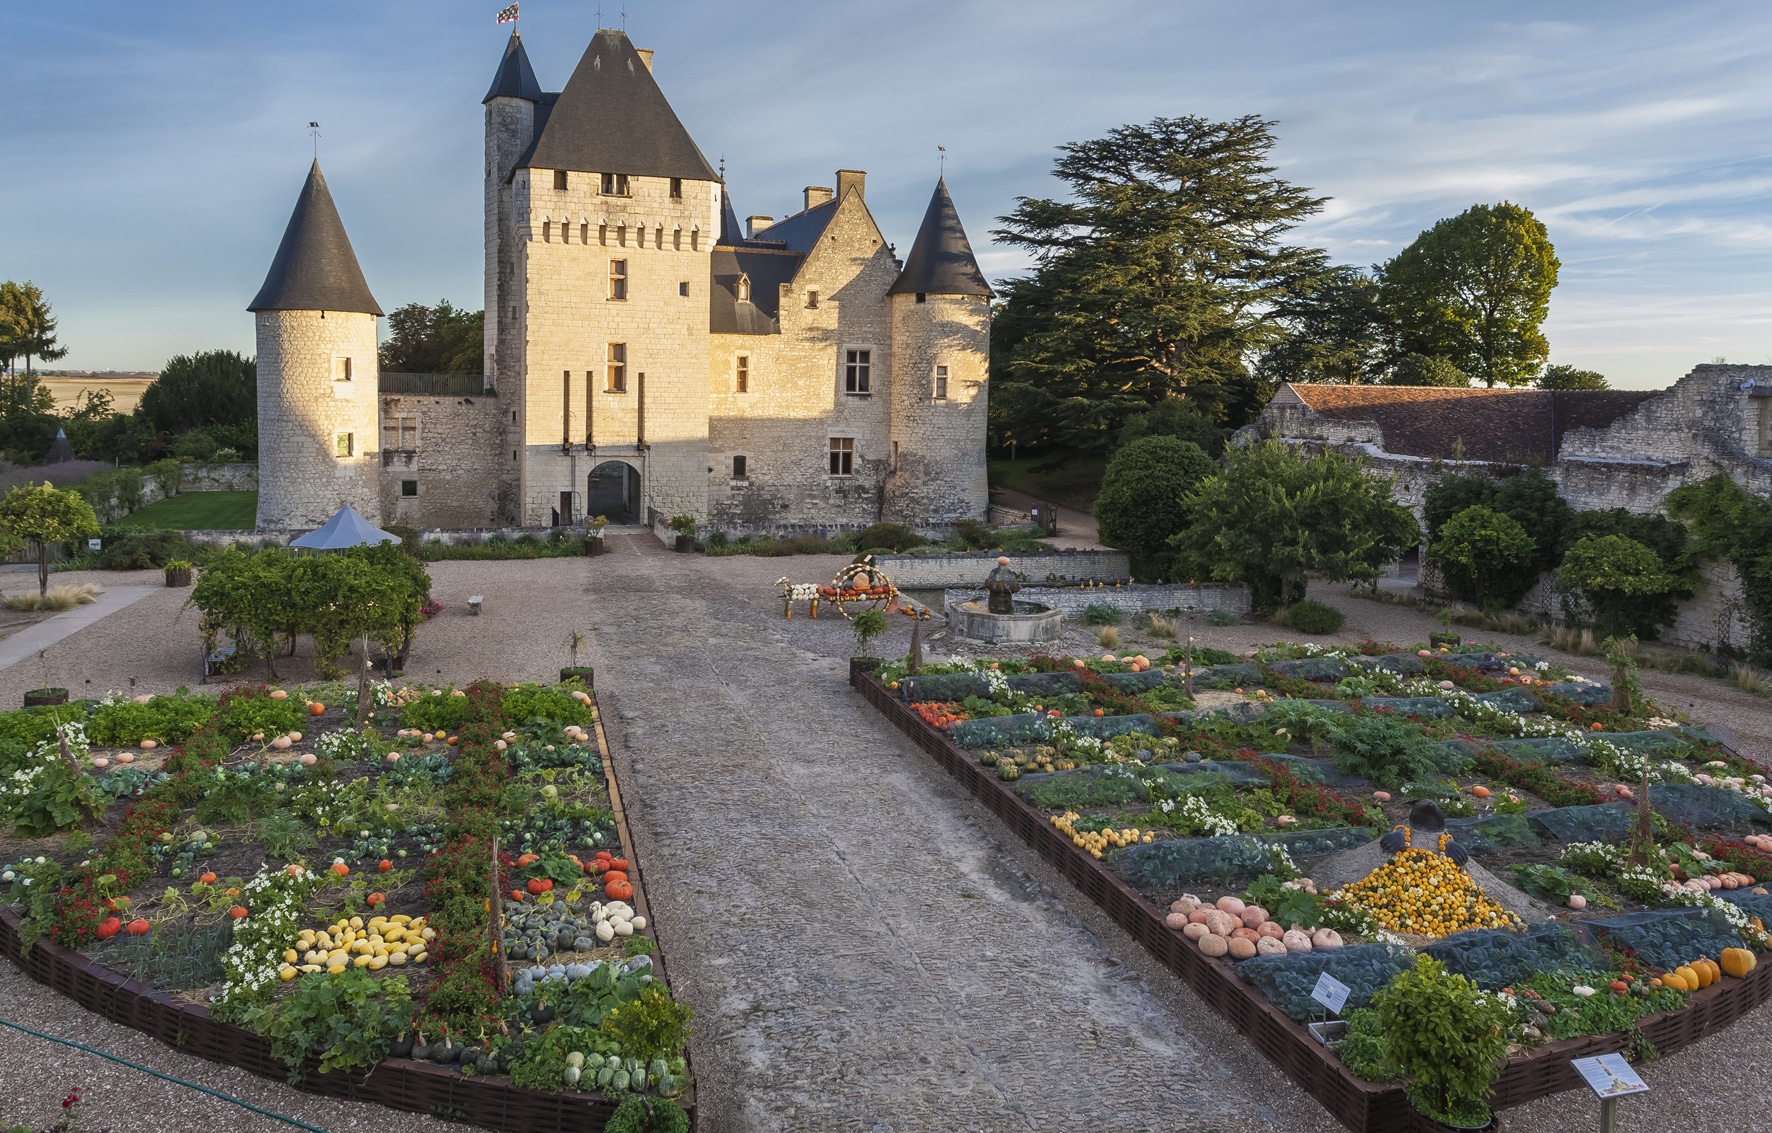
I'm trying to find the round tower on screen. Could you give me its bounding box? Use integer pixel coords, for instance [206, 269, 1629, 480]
[248, 161, 384, 530]
[882, 178, 992, 526]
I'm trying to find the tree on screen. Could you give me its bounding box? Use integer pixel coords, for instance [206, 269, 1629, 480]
[1093, 436, 1217, 580]
[1558, 534, 1682, 639]
[1170, 439, 1418, 612]
[1378, 202, 1559, 388]
[1666, 474, 1772, 664]
[1255, 266, 1389, 386]
[1383, 353, 1468, 387]
[990, 116, 1330, 453]
[378, 301, 484, 374]
[1116, 398, 1229, 456]
[1537, 364, 1608, 390]
[0, 281, 69, 377]
[137, 350, 257, 435]
[1430, 505, 1537, 610]
[1422, 470, 1574, 581]
[0, 482, 100, 596]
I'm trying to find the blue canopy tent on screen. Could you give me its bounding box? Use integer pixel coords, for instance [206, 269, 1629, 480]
[289, 505, 400, 551]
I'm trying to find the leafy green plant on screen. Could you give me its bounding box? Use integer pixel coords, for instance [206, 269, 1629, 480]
[500, 684, 594, 729]
[399, 689, 471, 733]
[601, 983, 694, 1063]
[217, 693, 304, 742]
[256, 812, 318, 860]
[1082, 603, 1123, 626]
[1280, 599, 1344, 635]
[1326, 712, 1440, 789]
[1207, 608, 1239, 627]
[605, 1095, 690, 1133]
[1335, 1007, 1399, 1083]
[851, 608, 889, 656]
[88, 693, 216, 746]
[667, 514, 697, 536]
[242, 969, 413, 1082]
[1373, 955, 1512, 1126]
[624, 934, 658, 958]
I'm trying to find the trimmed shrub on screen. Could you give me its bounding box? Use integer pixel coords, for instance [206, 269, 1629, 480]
[853, 523, 924, 553]
[1094, 436, 1216, 581]
[1082, 603, 1123, 626]
[1282, 600, 1345, 635]
[1431, 505, 1536, 610]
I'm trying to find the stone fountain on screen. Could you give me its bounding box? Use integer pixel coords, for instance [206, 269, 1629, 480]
[945, 556, 1065, 644]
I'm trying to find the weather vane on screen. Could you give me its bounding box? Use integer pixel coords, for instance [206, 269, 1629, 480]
[309, 121, 320, 159]
[938, 145, 947, 174]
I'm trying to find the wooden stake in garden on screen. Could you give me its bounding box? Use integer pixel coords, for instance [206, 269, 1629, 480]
[1185, 636, 1195, 698]
[356, 632, 372, 727]
[1628, 766, 1655, 866]
[907, 614, 923, 674]
[489, 836, 505, 994]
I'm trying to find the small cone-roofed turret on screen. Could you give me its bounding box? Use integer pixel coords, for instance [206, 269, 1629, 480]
[248, 161, 382, 315]
[888, 178, 992, 298]
[484, 27, 542, 103]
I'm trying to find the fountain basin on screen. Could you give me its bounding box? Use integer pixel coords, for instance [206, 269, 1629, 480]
[946, 597, 1064, 644]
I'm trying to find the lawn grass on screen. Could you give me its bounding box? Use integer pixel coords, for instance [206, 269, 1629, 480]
[988, 454, 1107, 512]
[112, 491, 257, 530]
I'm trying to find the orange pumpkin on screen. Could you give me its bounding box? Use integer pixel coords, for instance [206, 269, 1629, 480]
[199, 871, 217, 884]
[605, 879, 634, 901]
[126, 918, 152, 936]
[96, 916, 122, 940]
[378, 859, 393, 872]
[229, 906, 249, 919]
[308, 702, 326, 716]
[330, 862, 349, 877]
[517, 853, 540, 867]
[1721, 947, 1757, 978]
[610, 858, 630, 872]
[509, 889, 526, 902]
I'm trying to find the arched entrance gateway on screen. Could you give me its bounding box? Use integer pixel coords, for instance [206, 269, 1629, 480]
[586, 460, 641, 524]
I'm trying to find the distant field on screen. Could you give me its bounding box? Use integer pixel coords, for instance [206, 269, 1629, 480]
[113, 491, 256, 530]
[39, 376, 155, 413]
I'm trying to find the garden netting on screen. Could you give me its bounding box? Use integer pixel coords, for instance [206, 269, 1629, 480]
[899, 673, 990, 702]
[1361, 696, 1454, 719]
[1718, 887, 1772, 922]
[1300, 699, 1357, 715]
[1110, 828, 1373, 890]
[1528, 802, 1635, 843]
[1260, 752, 1370, 788]
[1440, 651, 1544, 673]
[1603, 731, 1696, 757]
[1268, 657, 1351, 681]
[1237, 942, 1414, 1021]
[1473, 688, 1544, 714]
[1421, 922, 1600, 990]
[1014, 762, 1264, 810]
[1488, 737, 1586, 764]
[1194, 663, 1263, 690]
[1588, 906, 1743, 970]
[1544, 681, 1612, 707]
[1646, 784, 1772, 833]
[950, 713, 1046, 748]
[1443, 813, 1540, 853]
[1347, 653, 1427, 676]
[1100, 671, 1174, 694]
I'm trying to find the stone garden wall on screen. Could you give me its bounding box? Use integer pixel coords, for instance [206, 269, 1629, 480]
[876, 549, 1131, 589]
[181, 462, 259, 491]
[941, 581, 1250, 618]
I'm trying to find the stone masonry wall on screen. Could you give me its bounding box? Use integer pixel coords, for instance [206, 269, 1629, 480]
[182, 463, 259, 491]
[377, 392, 514, 529]
[872, 550, 1131, 589]
[707, 189, 898, 528]
[941, 582, 1250, 618]
[514, 167, 716, 525]
[255, 309, 381, 529]
[881, 293, 990, 525]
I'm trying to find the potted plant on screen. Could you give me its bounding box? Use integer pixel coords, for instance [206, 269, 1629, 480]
[164, 558, 194, 587]
[561, 631, 594, 685]
[1373, 955, 1511, 1130]
[24, 649, 67, 707]
[668, 514, 697, 553]
[585, 514, 609, 556]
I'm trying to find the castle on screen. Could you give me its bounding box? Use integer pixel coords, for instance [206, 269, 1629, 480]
[249, 27, 992, 534]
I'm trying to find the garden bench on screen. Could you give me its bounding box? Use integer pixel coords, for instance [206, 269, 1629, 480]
[201, 644, 236, 683]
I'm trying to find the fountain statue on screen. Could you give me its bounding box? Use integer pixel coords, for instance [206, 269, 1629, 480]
[984, 555, 1023, 614]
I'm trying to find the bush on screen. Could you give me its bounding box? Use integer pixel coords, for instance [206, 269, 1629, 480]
[1558, 533, 1683, 640]
[1431, 505, 1536, 609]
[1327, 712, 1440, 789]
[853, 523, 924, 553]
[98, 527, 199, 569]
[88, 693, 217, 745]
[1093, 436, 1217, 581]
[1117, 399, 1229, 457]
[1207, 609, 1239, 627]
[1082, 603, 1123, 626]
[1424, 471, 1574, 581]
[1372, 955, 1511, 1126]
[1281, 599, 1344, 635]
[218, 693, 305, 741]
[400, 690, 473, 733]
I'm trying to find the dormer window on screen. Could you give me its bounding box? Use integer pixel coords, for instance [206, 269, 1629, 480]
[736, 274, 751, 302]
[600, 173, 631, 196]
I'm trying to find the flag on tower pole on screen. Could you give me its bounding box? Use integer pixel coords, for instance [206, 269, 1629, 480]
[496, 3, 519, 24]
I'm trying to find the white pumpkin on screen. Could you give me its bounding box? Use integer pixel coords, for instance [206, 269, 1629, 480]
[1282, 929, 1313, 953]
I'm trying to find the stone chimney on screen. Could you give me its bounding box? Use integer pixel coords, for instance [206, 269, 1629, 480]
[634, 48, 654, 72]
[804, 185, 834, 211]
[747, 215, 775, 238]
[835, 169, 865, 202]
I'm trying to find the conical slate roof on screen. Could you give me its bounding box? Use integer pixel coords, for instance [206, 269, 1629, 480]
[888, 178, 992, 298]
[484, 28, 542, 103]
[248, 161, 382, 315]
[289, 505, 399, 550]
[521, 29, 716, 181]
[45, 428, 75, 465]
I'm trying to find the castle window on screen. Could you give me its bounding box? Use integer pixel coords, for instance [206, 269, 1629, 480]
[606, 343, 627, 393]
[600, 172, 630, 196]
[618, 224, 627, 247]
[679, 281, 690, 297]
[383, 415, 419, 452]
[690, 228, 699, 252]
[731, 454, 747, 479]
[736, 355, 749, 393]
[554, 170, 568, 190]
[335, 432, 354, 458]
[599, 223, 608, 245]
[673, 227, 682, 250]
[332, 356, 352, 382]
[563, 370, 573, 442]
[934, 364, 949, 400]
[580, 221, 589, 243]
[655, 225, 664, 248]
[401, 480, 418, 497]
[542, 220, 551, 241]
[844, 349, 871, 394]
[735, 274, 751, 302]
[915, 292, 927, 303]
[806, 290, 819, 309]
[828, 437, 854, 476]
[670, 177, 683, 199]
[609, 259, 628, 300]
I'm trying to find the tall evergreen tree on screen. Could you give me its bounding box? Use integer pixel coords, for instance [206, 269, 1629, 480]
[379, 301, 484, 374]
[0, 281, 68, 377]
[1255, 266, 1389, 386]
[991, 116, 1330, 453]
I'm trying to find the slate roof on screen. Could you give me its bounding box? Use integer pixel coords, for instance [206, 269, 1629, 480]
[1279, 384, 1660, 463]
[290, 505, 399, 550]
[889, 178, 992, 297]
[750, 198, 839, 254]
[248, 161, 382, 315]
[483, 28, 542, 103]
[520, 29, 716, 181]
[709, 246, 802, 335]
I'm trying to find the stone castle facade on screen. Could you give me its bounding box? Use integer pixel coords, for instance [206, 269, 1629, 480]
[251, 27, 991, 534]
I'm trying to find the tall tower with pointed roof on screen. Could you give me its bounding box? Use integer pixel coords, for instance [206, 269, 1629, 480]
[881, 178, 992, 524]
[249, 160, 384, 530]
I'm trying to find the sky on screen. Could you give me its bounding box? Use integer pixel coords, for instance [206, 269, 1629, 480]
[6, 0, 1772, 389]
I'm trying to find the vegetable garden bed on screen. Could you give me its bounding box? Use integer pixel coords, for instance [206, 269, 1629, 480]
[850, 645, 1772, 1133]
[1, 679, 695, 1133]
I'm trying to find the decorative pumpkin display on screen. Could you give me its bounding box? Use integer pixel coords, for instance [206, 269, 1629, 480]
[1722, 948, 1758, 979]
[605, 879, 634, 902]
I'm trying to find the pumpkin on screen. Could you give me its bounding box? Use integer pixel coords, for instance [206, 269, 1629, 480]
[1256, 920, 1286, 939]
[378, 859, 393, 873]
[366, 892, 385, 906]
[1470, 785, 1490, 798]
[309, 702, 325, 716]
[611, 858, 630, 871]
[1240, 906, 1269, 929]
[527, 877, 552, 895]
[1721, 947, 1757, 978]
[126, 918, 151, 936]
[517, 853, 540, 867]
[140, 738, 158, 750]
[603, 870, 629, 887]
[1675, 965, 1702, 990]
[1228, 936, 1257, 960]
[288, 731, 302, 742]
[510, 889, 526, 902]
[229, 907, 249, 919]
[1310, 929, 1344, 951]
[96, 917, 122, 939]
[1282, 929, 1313, 953]
[1203, 910, 1237, 937]
[298, 753, 317, 766]
[1698, 957, 1721, 986]
[270, 689, 288, 700]
[1231, 926, 1261, 942]
[1182, 923, 1209, 940]
[330, 862, 349, 877]
[1256, 936, 1288, 956]
[199, 871, 217, 884]
[271, 736, 292, 750]
[1373, 791, 1391, 803]
[1197, 933, 1229, 957]
[1215, 896, 1247, 916]
[1164, 912, 1189, 930]
[1170, 896, 1200, 916]
[606, 880, 634, 901]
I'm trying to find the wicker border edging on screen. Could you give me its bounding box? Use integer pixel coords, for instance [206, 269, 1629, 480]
[0, 689, 696, 1133]
[850, 662, 1772, 1133]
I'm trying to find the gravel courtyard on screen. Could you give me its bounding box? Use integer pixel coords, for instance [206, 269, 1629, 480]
[0, 547, 1767, 1131]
